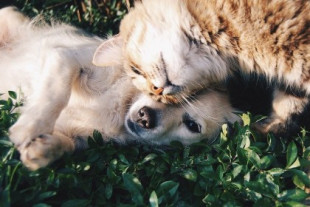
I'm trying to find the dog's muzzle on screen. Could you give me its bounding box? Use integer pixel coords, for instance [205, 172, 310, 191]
[126, 106, 158, 136]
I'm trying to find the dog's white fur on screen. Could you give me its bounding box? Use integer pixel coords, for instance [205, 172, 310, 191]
[0, 7, 239, 170]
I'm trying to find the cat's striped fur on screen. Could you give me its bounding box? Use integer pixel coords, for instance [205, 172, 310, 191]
[93, 0, 310, 135]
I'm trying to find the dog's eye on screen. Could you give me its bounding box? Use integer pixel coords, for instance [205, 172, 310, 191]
[183, 114, 201, 133]
[131, 66, 142, 75]
[184, 119, 201, 133]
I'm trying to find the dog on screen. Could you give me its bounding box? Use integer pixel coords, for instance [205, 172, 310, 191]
[0, 7, 240, 170]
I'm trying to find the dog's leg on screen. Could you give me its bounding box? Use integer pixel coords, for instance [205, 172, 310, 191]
[9, 48, 79, 151]
[0, 7, 29, 45]
[20, 131, 75, 170]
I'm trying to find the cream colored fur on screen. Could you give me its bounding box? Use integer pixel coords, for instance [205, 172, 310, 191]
[0, 7, 239, 170]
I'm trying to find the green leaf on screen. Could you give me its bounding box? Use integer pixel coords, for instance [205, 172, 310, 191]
[92, 130, 103, 145]
[266, 134, 276, 152]
[8, 91, 17, 100]
[105, 183, 113, 199]
[157, 181, 179, 203]
[289, 169, 310, 187]
[33, 204, 52, 207]
[0, 100, 7, 106]
[237, 148, 248, 165]
[202, 194, 216, 204]
[61, 199, 90, 207]
[304, 147, 310, 159]
[288, 158, 301, 169]
[220, 124, 229, 143]
[293, 175, 305, 189]
[107, 166, 117, 181]
[38, 191, 57, 201]
[268, 168, 286, 176]
[260, 155, 274, 169]
[0, 185, 10, 207]
[246, 149, 261, 169]
[286, 141, 298, 168]
[240, 135, 251, 149]
[282, 201, 306, 207]
[232, 165, 243, 178]
[265, 174, 280, 196]
[122, 173, 143, 205]
[181, 169, 197, 182]
[149, 191, 159, 207]
[278, 189, 308, 202]
[87, 136, 97, 148]
[241, 113, 251, 126]
[0, 140, 13, 147]
[141, 153, 158, 164]
[216, 165, 224, 181]
[245, 174, 279, 198]
[118, 154, 129, 165]
[230, 182, 242, 190]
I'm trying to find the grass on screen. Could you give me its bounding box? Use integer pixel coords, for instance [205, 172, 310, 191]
[1, 1, 310, 206]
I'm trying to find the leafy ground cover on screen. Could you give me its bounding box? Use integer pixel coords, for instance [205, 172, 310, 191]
[1, 1, 310, 206]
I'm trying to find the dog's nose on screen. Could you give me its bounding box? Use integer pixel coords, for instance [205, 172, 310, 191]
[136, 106, 156, 129]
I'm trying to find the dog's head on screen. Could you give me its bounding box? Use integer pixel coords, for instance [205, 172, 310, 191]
[125, 90, 240, 145]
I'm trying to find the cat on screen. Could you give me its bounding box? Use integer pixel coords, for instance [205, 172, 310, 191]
[0, 7, 239, 170]
[93, 0, 310, 135]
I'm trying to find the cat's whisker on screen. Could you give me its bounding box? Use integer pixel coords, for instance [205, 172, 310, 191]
[180, 93, 224, 126]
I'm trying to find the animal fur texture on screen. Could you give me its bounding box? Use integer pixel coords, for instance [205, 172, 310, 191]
[93, 0, 310, 136]
[0, 7, 239, 170]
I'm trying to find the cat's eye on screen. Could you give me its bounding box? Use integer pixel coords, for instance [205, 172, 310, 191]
[183, 114, 201, 133]
[131, 66, 142, 75]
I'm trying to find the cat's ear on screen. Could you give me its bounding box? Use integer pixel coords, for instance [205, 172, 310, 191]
[93, 35, 123, 67]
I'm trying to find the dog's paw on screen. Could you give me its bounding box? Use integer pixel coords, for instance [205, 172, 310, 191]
[9, 123, 36, 148]
[19, 134, 64, 171]
[9, 116, 54, 148]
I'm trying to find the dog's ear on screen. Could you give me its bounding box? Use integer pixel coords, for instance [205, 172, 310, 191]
[93, 35, 123, 67]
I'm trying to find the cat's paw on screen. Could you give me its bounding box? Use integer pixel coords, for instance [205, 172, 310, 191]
[252, 115, 301, 138]
[251, 117, 286, 136]
[19, 134, 64, 171]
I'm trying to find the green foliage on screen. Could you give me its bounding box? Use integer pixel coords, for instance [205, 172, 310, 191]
[0, 93, 310, 206]
[11, 0, 128, 35]
[1, 1, 310, 206]
[0, 91, 21, 137]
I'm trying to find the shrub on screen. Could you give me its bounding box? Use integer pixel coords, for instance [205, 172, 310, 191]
[1, 92, 310, 206]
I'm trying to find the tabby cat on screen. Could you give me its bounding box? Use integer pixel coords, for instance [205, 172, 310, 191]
[93, 0, 310, 135]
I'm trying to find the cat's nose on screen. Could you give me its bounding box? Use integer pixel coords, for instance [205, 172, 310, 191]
[151, 84, 180, 96]
[136, 106, 156, 129]
[151, 85, 164, 95]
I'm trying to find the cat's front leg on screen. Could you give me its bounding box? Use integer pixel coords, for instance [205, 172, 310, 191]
[9, 48, 79, 150]
[19, 131, 75, 170]
[253, 89, 308, 137]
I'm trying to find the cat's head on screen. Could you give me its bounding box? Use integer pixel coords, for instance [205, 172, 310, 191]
[93, 0, 228, 104]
